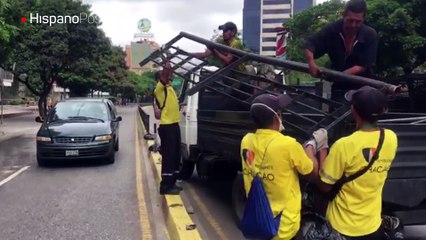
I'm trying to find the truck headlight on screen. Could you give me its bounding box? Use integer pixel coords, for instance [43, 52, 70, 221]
[94, 135, 112, 141]
[36, 136, 52, 142]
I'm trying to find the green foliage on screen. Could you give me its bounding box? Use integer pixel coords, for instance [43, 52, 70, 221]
[365, 0, 426, 77]
[128, 71, 156, 96]
[0, 0, 19, 64]
[284, 0, 426, 79]
[284, 0, 344, 65]
[0, 0, 128, 116]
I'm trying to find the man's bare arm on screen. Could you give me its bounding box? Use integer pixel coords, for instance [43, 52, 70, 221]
[315, 149, 333, 192]
[344, 65, 366, 75]
[303, 145, 319, 180]
[192, 49, 213, 59]
[213, 49, 235, 64]
[305, 49, 321, 77]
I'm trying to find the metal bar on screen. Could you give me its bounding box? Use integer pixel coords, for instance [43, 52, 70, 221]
[139, 34, 184, 67]
[172, 54, 203, 68]
[282, 108, 318, 125]
[282, 119, 310, 138]
[186, 55, 249, 96]
[177, 31, 399, 94]
[231, 69, 343, 107]
[171, 54, 209, 75]
[379, 116, 426, 123]
[211, 80, 253, 98]
[204, 85, 250, 107]
[310, 107, 352, 133]
[171, 55, 192, 72]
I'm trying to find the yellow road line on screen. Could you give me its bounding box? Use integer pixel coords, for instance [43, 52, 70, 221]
[186, 185, 228, 240]
[135, 114, 153, 240]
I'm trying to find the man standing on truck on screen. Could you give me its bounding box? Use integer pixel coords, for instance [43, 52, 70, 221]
[192, 21, 244, 68]
[308, 86, 398, 239]
[304, 0, 378, 102]
[241, 94, 321, 239]
[153, 61, 182, 195]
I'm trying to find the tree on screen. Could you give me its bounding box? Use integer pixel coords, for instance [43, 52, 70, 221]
[1, 0, 118, 117]
[0, 0, 19, 64]
[284, 0, 344, 66]
[365, 0, 426, 77]
[284, 0, 426, 79]
[125, 71, 156, 101]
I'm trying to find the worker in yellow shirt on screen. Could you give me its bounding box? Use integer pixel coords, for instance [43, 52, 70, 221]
[241, 94, 320, 240]
[309, 86, 398, 239]
[153, 61, 182, 195]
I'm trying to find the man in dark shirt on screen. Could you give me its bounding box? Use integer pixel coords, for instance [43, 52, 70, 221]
[305, 0, 378, 102]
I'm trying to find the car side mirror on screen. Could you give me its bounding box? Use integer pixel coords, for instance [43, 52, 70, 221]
[115, 116, 122, 122]
[35, 116, 43, 123]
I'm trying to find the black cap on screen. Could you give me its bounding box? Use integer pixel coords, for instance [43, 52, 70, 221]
[218, 21, 237, 33]
[345, 86, 387, 119]
[250, 94, 292, 122]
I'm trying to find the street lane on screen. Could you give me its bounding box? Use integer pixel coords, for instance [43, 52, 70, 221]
[0, 114, 39, 181]
[0, 106, 166, 240]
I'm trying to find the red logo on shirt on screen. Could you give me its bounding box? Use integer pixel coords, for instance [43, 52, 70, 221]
[243, 149, 255, 166]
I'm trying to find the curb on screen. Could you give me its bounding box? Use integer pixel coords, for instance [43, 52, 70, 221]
[0, 128, 36, 143]
[1, 111, 34, 119]
[137, 108, 202, 240]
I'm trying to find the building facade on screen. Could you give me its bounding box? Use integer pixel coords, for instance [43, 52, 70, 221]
[243, 0, 315, 57]
[125, 40, 160, 74]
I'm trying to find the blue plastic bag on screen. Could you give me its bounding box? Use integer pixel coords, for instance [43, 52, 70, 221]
[241, 175, 282, 239]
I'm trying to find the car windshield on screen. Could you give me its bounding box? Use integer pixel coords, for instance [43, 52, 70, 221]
[49, 102, 109, 122]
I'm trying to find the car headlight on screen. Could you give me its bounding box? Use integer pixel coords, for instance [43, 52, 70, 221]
[36, 136, 52, 142]
[94, 135, 112, 141]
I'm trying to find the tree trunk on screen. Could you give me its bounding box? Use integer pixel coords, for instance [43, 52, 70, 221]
[403, 68, 416, 111]
[38, 96, 47, 119]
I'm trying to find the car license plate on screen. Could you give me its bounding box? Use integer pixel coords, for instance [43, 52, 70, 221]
[65, 150, 79, 156]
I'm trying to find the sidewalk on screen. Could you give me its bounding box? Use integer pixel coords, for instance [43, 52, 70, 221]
[0, 105, 39, 142]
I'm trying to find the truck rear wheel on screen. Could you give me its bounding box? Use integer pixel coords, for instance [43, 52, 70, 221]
[179, 145, 196, 180]
[179, 159, 195, 180]
[232, 173, 246, 229]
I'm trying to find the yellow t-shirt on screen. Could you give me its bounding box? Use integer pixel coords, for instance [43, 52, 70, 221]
[241, 129, 314, 240]
[320, 129, 398, 237]
[154, 82, 180, 125]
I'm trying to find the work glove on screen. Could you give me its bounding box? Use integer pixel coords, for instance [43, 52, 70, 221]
[304, 128, 328, 152]
[313, 128, 328, 150]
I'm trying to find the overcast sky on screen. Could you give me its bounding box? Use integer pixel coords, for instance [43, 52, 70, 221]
[82, 0, 329, 51]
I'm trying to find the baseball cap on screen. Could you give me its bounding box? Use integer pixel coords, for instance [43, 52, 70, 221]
[250, 94, 292, 122]
[345, 86, 387, 119]
[218, 21, 237, 33]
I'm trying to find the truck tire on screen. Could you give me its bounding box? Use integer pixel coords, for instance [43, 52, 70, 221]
[179, 145, 196, 180]
[179, 159, 195, 180]
[232, 173, 246, 229]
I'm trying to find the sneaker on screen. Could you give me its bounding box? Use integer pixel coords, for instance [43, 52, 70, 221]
[160, 185, 181, 195]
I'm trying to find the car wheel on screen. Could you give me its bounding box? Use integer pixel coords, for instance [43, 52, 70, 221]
[114, 138, 119, 152]
[105, 151, 115, 164]
[37, 156, 48, 167]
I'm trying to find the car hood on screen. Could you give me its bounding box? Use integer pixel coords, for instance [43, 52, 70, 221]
[41, 121, 111, 137]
